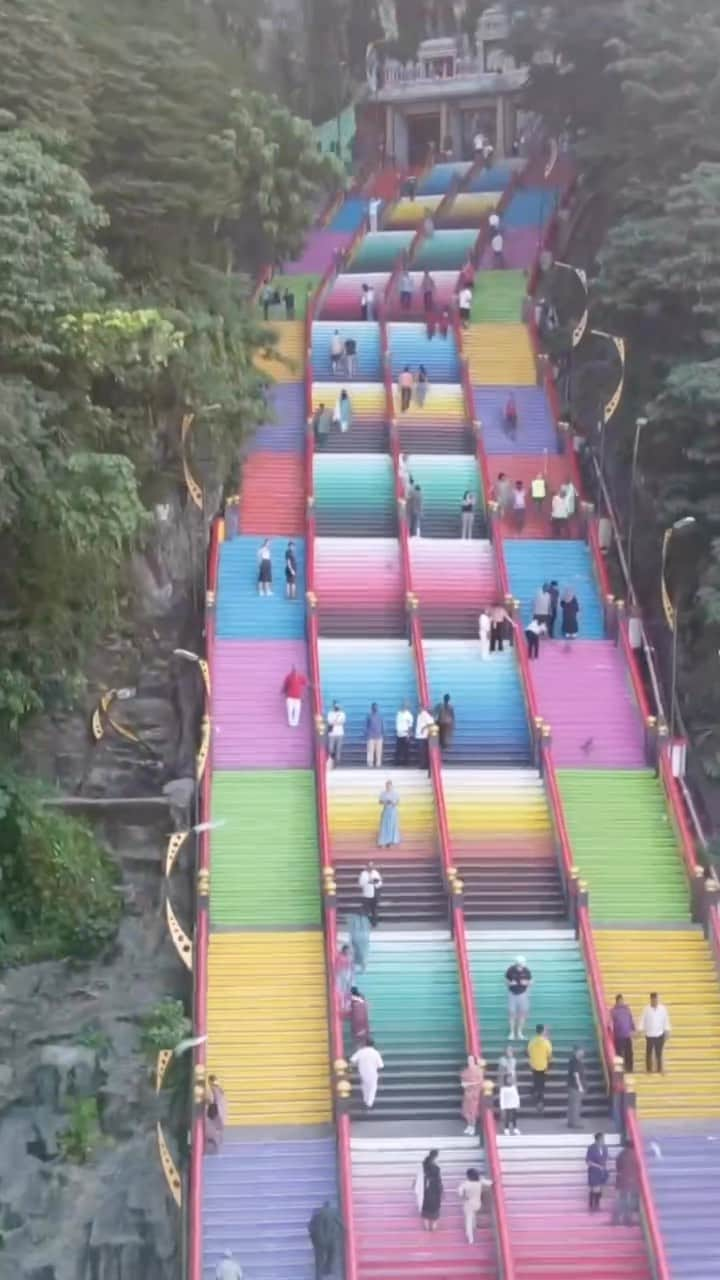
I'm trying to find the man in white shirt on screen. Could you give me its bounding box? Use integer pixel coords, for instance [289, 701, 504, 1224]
[640, 992, 671, 1074]
[350, 1038, 384, 1108]
[491, 231, 504, 267]
[415, 706, 434, 774]
[368, 197, 380, 232]
[366, 284, 375, 320]
[330, 329, 343, 376]
[473, 131, 485, 156]
[395, 700, 414, 766]
[488, 211, 500, 232]
[216, 1253, 243, 1280]
[326, 700, 346, 767]
[458, 285, 473, 327]
[359, 861, 383, 926]
[551, 488, 568, 537]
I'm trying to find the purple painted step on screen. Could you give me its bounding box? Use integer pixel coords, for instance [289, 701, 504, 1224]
[248, 383, 305, 455]
[479, 226, 541, 270]
[474, 386, 559, 455]
[203, 1132, 341, 1279]
[643, 1121, 720, 1279]
[212, 639, 312, 769]
[531, 640, 646, 767]
[284, 230, 353, 276]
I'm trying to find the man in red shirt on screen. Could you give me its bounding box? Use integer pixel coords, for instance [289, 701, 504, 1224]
[282, 666, 308, 728]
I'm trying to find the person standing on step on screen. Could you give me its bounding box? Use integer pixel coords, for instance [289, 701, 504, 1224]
[533, 583, 551, 630]
[359, 860, 383, 925]
[366, 282, 376, 321]
[408, 483, 423, 536]
[284, 540, 298, 599]
[609, 994, 636, 1072]
[360, 283, 371, 321]
[585, 1133, 609, 1213]
[348, 912, 370, 973]
[313, 402, 331, 449]
[333, 388, 352, 434]
[548, 579, 560, 639]
[531, 469, 547, 512]
[335, 943, 353, 1015]
[528, 1024, 553, 1113]
[500, 1069, 521, 1135]
[421, 269, 436, 314]
[434, 693, 455, 753]
[400, 268, 413, 312]
[640, 992, 671, 1075]
[416, 1149, 443, 1232]
[504, 393, 518, 436]
[351, 1037, 384, 1109]
[512, 478, 527, 531]
[216, 1251, 243, 1280]
[458, 1168, 493, 1244]
[415, 704, 434, 774]
[204, 1074, 227, 1154]
[525, 616, 545, 660]
[282, 665, 308, 728]
[551, 485, 569, 538]
[460, 1054, 484, 1135]
[505, 955, 533, 1039]
[257, 538, 273, 595]
[399, 451, 412, 497]
[308, 1201, 343, 1278]
[564, 474, 578, 534]
[395, 700, 414, 765]
[492, 229, 505, 268]
[497, 1043, 518, 1090]
[350, 987, 370, 1046]
[415, 364, 429, 408]
[490, 603, 511, 653]
[458, 283, 473, 327]
[612, 1138, 640, 1226]
[330, 328, 344, 376]
[344, 334, 357, 377]
[439, 307, 451, 338]
[478, 608, 491, 660]
[377, 779, 400, 849]
[461, 490, 476, 539]
[560, 588, 580, 640]
[326, 700, 346, 767]
[489, 211, 501, 235]
[399, 365, 414, 412]
[365, 702, 384, 767]
[494, 471, 513, 516]
[567, 1044, 586, 1129]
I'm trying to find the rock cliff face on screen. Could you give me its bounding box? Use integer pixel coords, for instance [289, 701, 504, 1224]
[2, 498, 208, 1279]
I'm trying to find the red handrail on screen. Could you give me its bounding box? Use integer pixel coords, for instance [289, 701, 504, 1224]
[188, 518, 220, 1280]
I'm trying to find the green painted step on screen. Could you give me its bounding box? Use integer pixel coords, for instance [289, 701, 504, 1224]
[468, 931, 600, 1056]
[471, 270, 526, 323]
[313, 454, 395, 515]
[414, 229, 477, 270]
[558, 769, 690, 923]
[210, 771, 321, 927]
[354, 935, 465, 1053]
[351, 231, 413, 272]
[256, 274, 319, 320]
[402, 455, 481, 520]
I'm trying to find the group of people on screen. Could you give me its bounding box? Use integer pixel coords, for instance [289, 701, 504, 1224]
[312, 392, 352, 446]
[397, 363, 430, 412]
[492, 468, 579, 537]
[323, 697, 455, 769]
[258, 279, 295, 321]
[523, 579, 580, 658]
[329, 328, 358, 377]
[257, 539, 298, 599]
[415, 1149, 493, 1244]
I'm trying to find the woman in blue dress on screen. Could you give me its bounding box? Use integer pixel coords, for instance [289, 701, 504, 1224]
[377, 780, 400, 848]
[585, 1131, 609, 1212]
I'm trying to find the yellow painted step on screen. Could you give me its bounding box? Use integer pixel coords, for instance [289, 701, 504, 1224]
[594, 928, 720, 1118]
[255, 320, 305, 383]
[465, 323, 536, 385]
[207, 931, 332, 1124]
[391, 384, 465, 420]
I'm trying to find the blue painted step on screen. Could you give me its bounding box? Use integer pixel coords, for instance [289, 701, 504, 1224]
[387, 322, 460, 381]
[643, 1122, 720, 1280]
[504, 186, 560, 229]
[417, 162, 471, 195]
[503, 540, 604, 638]
[328, 197, 369, 232]
[318, 637, 419, 763]
[312, 321, 382, 380]
[249, 383, 305, 455]
[203, 1133, 341, 1279]
[217, 537, 306, 640]
[423, 640, 531, 765]
[467, 164, 515, 193]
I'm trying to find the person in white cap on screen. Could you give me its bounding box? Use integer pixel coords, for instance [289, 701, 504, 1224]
[488, 211, 501, 232]
[504, 954, 533, 1040]
[216, 1251, 243, 1280]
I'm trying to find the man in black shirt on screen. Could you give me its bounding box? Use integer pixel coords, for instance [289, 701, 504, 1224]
[344, 336, 357, 378]
[505, 955, 533, 1040]
[567, 1044, 586, 1129]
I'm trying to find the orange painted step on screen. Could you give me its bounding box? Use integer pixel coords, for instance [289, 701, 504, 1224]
[239, 453, 305, 536]
[490, 454, 576, 539]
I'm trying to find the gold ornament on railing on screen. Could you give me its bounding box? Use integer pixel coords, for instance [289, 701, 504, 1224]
[165, 897, 193, 971]
[196, 713, 210, 782]
[157, 1122, 182, 1207]
[181, 413, 204, 511]
[165, 831, 189, 878]
[155, 1050, 173, 1094]
[197, 867, 210, 898]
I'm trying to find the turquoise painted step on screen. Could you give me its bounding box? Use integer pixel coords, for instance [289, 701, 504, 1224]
[350, 231, 414, 272]
[402, 455, 482, 532]
[318, 637, 418, 763]
[424, 640, 530, 765]
[312, 320, 381, 380]
[504, 540, 604, 638]
[413, 229, 477, 270]
[313, 454, 395, 536]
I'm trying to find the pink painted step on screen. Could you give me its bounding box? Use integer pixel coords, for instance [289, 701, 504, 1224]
[530, 640, 646, 767]
[283, 230, 353, 275]
[212, 639, 312, 769]
[479, 227, 539, 271]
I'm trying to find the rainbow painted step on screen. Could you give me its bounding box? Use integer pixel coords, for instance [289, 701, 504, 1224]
[315, 538, 405, 637]
[319, 637, 419, 764]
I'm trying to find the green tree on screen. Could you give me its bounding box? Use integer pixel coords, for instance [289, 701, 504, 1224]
[0, 0, 94, 160]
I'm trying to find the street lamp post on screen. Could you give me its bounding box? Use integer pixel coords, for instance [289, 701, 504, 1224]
[627, 416, 648, 599]
[662, 516, 697, 751]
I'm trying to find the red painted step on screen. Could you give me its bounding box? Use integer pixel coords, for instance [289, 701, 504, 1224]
[239, 452, 305, 536]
